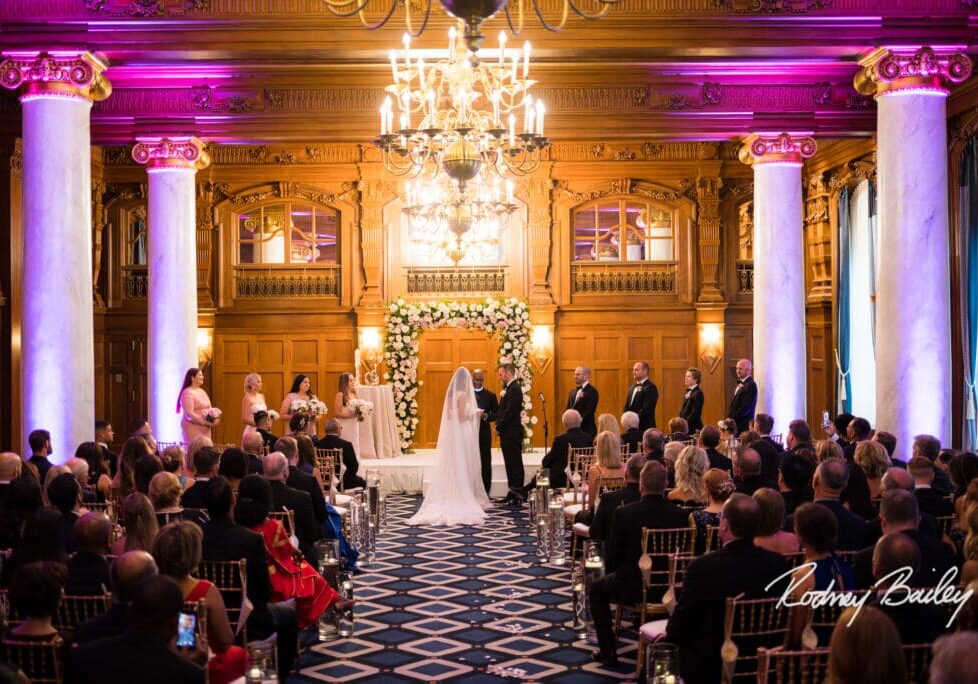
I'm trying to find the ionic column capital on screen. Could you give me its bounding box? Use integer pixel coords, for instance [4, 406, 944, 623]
[0, 51, 111, 102]
[132, 137, 211, 171]
[738, 133, 817, 167]
[855, 46, 972, 97]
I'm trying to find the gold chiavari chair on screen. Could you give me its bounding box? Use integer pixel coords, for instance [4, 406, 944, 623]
[704, 525, 722, 554]
[315, 448, 342, 504]
[199, 559, 248, 643]
[570, 475, 626, 558]
[0, 636, 63, 684]
[756, 647, 829, 684]
[721, 595, 790, 682]
[634, 552, 697, 678]
[781, 551, 805, 569]
[802, 590, 870, 648]
[934, 515, 956, 537]
[904, 643, 933, 684]
[55, 593, 113, 636]
[83, 500, 117, 523]
[268, 508, 296, 538]
[563, 446, 597, 522]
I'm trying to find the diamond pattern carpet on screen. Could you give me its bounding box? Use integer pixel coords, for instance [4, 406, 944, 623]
[291, 495, 638, 682]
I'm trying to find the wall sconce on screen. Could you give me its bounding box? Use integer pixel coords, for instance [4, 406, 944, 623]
[196, 328, 214, 369]
[357, 326, 383, 385]
[698, 324, 723, 375]
[530, 325, 554, 375]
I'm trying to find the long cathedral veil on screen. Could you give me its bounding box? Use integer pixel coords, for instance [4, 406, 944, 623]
[408, 366, 489, 526]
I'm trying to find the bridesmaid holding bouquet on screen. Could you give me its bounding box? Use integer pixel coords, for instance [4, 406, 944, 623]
[179, 368, 220, 445]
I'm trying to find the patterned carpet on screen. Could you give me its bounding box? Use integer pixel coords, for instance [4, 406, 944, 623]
[291, 495, 638, 682]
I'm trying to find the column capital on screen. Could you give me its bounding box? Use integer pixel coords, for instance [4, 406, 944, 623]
[132, 137, 211, 171]
[0, 51, 111, 102]
[855, 46, 972, 97]
[738, 133, 816, 166]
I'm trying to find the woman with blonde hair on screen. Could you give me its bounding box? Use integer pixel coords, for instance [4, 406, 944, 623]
[853, 440, 891, 499]
[753, 488, 799, 555]
[585, 431, 625, 513]
[815, 439, 844, 463]
[668, 445, 709, 506]
[827, 606, 906, 684]
[111, 492, 159, 554]
[692, 468, 734, 553]
[241, 372, 270, 443]
[187, 435, 214, 477]
[149, 471, 207, 527]
[596, 413, 620, 440]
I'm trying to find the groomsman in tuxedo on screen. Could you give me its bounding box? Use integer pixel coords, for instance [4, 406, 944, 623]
[726, 358, 758, 434]
[679, 367, 704, 434]
[496, 363, 525, 505]
[623, 361, 658, 431]
[566, 366, 599, 437]
[472, 369, 499, 496]
[95, 420, 117, 477]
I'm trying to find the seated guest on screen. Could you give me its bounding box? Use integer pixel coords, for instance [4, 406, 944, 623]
[65, 512, 112, 595]
[73, 550, 158, 644]
[751, 413, 784, 452]
[201, 477, 298, 679]
[841, 441, 878, 521]
[641, 428, 666, 464]
[667, 445, 709, 506]
[732, 446, 772, 496]
[866, 467, 939, 542]
[315, 419, 366, 490]
[620, 411, 642, 454]
[253, 410, 279, 451]
[590, 461, 688, 665]
[128, 418, 158, 454]
[815, 438, 844, 463]
[753, 488, 799, 555]
[872, 430, 900, 467]
[913, 434, 954, 495]
[590, 453, 644, 543]
[65, 457, 96, 505]
[584, 431, 625, 515]
[949, 451, 978, 506]
[778, 451, 815, 515]
[111, 436, 156, 500]
[73, 443, 111, 502]
[148, 471, 207, 527]
[699, 426, 731, 472]
[790, 502, 854, 592]
[666, 493, 789, 683]
[843, 417, 873, 460]
[41, 465, 70, 507]
[691, 468, 734, 554]
[827, 606, 906, 683]
[160, 444, 192, 489]
[295, 434, 327, 493]
[784, 419, 814, 457]
[277, 436, 326, 528]
[747, 419, 781, 485]
[909, 456, 954, 517]
[217, 447, 248, 497]
[26, 429, 53, 484]
[152, 521, 247, 684]
[0, 474, 41, 551]
[111, 492, 159, 555]
[1, 507, 67, 587]
[180, 446, 221, 509]
[235, 475, 353, 627]
[67, 574, 206, 684]
[95, 419, 117, 477]
[930, 633, 978, 684]
[937, 448, 956, 472]
[48, 472, 83, 552]
[785, 458, 866, 551]
[186, 435, 214, 470]
[596, 413, 621, 441]
[854, 489, 954, 589]
[822, 412, 854, 449]
[242, 431, 266, 475]
[868, 532, 949, 644]
[854, 440, 891, 501]
[662, 440, 684, 487]
[263, 452, 321, 561]
[8, 561, 67, 641]
[133, 451, 163, 497]
[717, 418, 738, 456]
[667, 417, 689, 443]
[539, 410, 591, 488]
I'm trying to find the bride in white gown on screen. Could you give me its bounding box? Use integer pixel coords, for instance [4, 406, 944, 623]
[408, 367, 491, 526]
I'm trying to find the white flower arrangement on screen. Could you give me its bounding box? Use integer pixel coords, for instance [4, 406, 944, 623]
[349, 398, 374, 422]
[384, 297, 534, 452]
[290, 399, 310, 415]
[308, 399, 329, 416]
[203, 407, 222, 424]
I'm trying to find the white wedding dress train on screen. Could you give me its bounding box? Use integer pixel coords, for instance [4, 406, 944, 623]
[408, 367, 490, 526]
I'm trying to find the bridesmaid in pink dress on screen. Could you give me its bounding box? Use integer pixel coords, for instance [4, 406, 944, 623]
[178, 368, 219, 445]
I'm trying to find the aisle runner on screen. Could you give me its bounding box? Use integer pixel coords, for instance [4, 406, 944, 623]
[294, 495, 637, 682]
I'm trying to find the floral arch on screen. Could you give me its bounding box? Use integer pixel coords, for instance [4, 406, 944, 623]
[384, 298, 535, 451]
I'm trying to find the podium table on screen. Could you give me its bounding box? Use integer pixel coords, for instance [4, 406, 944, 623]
[357, 384, 402, 459]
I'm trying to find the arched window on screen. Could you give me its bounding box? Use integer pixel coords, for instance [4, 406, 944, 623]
[572, 199, 674, 262]
[125, 207, 148, 267]
[237, 202, 339, 265]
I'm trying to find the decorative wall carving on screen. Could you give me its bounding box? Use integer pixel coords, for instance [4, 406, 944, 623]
[649, 82, 834, 112]
[92, 180, 106, 308]
[223, 180, 357, 206]
[737, 200, 753, 261]
[405, 268, 506, 295]
[357, 178, 397, 307]
[549, 141, 722, 162]
[804, 171, 833, 302]
[855, 46, 972, 96]
[236, 272, 339, 298]
[571, 264, 677, 295]
[125, 270, 148, 299]
[736, 260, 754, 293]
[696, 176, 724, 302]
[554, 178, 696, 203]
[523, 174, 555, 305]
[210, 145, 361, 166]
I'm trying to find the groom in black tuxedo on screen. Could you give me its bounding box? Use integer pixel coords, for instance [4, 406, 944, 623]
[566, 366, 599, 437]
[496, 363, 525, 505]
[472, 369, 499, 496]
[623, 361, 658, 431]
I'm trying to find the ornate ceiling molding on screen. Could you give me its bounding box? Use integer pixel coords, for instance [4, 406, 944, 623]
[855, 46, 973, 97]
[739, 132, 817, 165]
[0, 51, 111, 101]
[548, 141, 729, 162]
[554, 177, 697, 203]
[216, 180, 358, 207]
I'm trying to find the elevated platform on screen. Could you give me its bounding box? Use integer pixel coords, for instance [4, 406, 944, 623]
[362, 448, 545, 497]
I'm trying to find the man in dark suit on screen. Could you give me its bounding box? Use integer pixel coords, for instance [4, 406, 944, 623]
[496, 364, 525, 504]
[589, 461, 688, 664]
[784, 458, 867, 551]
[751, 413, 784, 453]
[873, 430, 902, 467]
[908, 457, 954, 517]
[95, 420, 117, 476]
[253, 410, 279, 451]
[66, 512, 112, 595]
[472, 369, 499, 495]
[276, 436, 326, 529]
[200, 476, 298, 678]
[778, 451, 815, 515]
[679, 367, 704, 434]
[180, 446, 221, 509]
[566, 366, 599, 437]
[623, 361, 658, 431]
[666, 493, 789, 683]
[315, 419, 366, 490]
[843, 416, 873, 461]
[864, 468, 940, 542]
[242, 431, 266, 475]
[67, 575, 206, 684]
[641, 428, 666, 464]
[726, 358, 757, 434]
[263, 451, 322, 562]
[620, 411, 643, 454]
[699, 425, 732, 471]
[749, 413, 783, 483]
[27, 428, 53, 483]
[538, 410, 592, 489]
[589, 453, 643, 544]
[73, 550, 159, 645]
[732, 447, 773, 496]
[912, 434, 954, 496]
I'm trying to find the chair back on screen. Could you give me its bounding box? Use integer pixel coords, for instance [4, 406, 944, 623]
[0, 636, 64, 683]
[84, 500, 117, 522]
[315, 448, 342, 502]
[904, 642, 932, 684]
[768, 434, 783, 445]
[269, 508, 296, 537]
[641, 526, 696, 556]
[704, 525, 722, 553]
[805, 590, 870, 647]
[568, 446, 596, 504]
[781, 551, 805, 569]
[934, 515, 956, 536]
[756, 647, 829, 684]
[55, 593, 113, 634]
[595, 475, 625, 498]
[721, 595, 789, 682]
[199, 559, 248, 639]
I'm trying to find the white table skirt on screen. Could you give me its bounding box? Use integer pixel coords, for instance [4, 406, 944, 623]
[356, 384, 402, 459]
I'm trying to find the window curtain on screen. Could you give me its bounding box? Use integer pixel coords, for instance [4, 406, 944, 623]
[836, 186, 852, 414]
[868, 180, 878, 349]
[960, 138, 978, 449]
[847, 180, 877, 421]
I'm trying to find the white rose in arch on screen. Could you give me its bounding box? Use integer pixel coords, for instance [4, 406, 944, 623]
[531, 416, 538, 425]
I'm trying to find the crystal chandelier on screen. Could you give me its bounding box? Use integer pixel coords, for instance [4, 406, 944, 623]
[375, 25, 549, 181]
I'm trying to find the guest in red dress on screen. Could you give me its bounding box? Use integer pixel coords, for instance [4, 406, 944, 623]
[235, 474, 354, 627]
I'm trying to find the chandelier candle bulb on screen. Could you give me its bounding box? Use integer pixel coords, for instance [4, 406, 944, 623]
[506, 179, 514, 204]
[448, 26, 457, 62]
[523, 42, 531, 78]
[417, 59, 426, 91]
[535, 101, 545, 136]
[511, 51, 518, 82]
[402, 33, 411, 69]
[389, 50, 398, 80]
[508, 113, 516, 147]
[498, 31, 506, 67]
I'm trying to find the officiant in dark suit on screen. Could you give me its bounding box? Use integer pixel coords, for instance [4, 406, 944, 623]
[496, 363, 525, 505]
[566, 366, 599, 437]
[472, 369, 499, 496]
[727, 358, 758, 434]
[679, 367, 704, 434]
[623, 361, 658, 431]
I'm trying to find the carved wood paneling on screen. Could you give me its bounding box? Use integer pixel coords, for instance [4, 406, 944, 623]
[697, 176, 723, 302]
[736, 261, 754, 294]
[405, 268, 506, 295]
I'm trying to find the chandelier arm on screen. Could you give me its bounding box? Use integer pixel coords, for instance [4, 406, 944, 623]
[355, 0, 402, 29]
[504, 0, 526, 36]
[322, 0, 383, 19]
[402, 0, 433, 38]
[566, 0, 618, 21]
[531, 0, 571, 33]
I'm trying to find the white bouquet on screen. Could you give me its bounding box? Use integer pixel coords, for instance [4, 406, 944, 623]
[266, 409, 280, 422]
[308, 398, 329, 416]
[290, 399, 311, 415]
[203, 407, 222, 424]
[350, 398, 374, 422]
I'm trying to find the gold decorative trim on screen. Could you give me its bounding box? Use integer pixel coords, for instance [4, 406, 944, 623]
[736, 260, 754, 294]
[405, 268, 506, 295]
[855, 46, 972, 97]
[125, 270, 148, 299]
[235, 272, 339, 298]
[555, 178, 696, 204]
[222, 180, 357, 207]
[571, 263, 677, 295]
[0, 51, 111, 101]
[739, 132, 817, 165]
[132, 136, 210, 170]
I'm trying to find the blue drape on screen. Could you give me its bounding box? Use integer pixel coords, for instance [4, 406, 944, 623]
[962, 139, 978, 449]
[837, 186, 852, 414]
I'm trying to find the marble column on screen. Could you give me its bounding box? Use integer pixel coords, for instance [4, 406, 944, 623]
[855, 47, 972, 451]
[132, 137, 210, 444]
[739, 133, 816, 435]
[0, 51, 111, 460]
